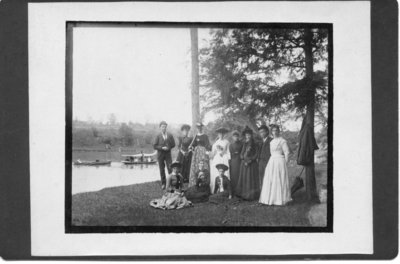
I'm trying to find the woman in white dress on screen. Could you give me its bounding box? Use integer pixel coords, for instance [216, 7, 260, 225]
[259, 125, 292, 205]
[209, 127, 230, 194]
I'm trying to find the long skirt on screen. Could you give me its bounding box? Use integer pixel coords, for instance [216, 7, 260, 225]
[229, 156, 241, 193]
[185, 186, 210, 203]
[235, 161, 260, 200]
[188, 146, 210, 187]
[259, 156, 291, 205]
[210, 153, 230, 193]
[177, 151, 192, 183]
[150, 192, 193, 210]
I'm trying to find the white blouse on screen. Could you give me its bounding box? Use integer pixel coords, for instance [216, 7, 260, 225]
[270, 137, 290, 162]
[211, 138, 230, 159]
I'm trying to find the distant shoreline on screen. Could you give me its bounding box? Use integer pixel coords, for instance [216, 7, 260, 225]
[73, 148, 153, 152]
[72, 148, 180, 162]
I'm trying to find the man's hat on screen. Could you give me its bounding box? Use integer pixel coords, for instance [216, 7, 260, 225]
[159, 121, 168, 127]
[258, 125, 269, 132]
[242, 126, 253, 136]
[215, 127, 229, 134]
[181, 124, 191, 131]
[170, 161, 182, 169]
[231, 130, 240, 136]
[216, 163, 229, 171]
[270, 124, 280, 131]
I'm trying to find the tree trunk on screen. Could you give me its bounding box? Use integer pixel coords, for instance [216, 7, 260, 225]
[304, 28, 319, 202]
[190, 28, 200, 130]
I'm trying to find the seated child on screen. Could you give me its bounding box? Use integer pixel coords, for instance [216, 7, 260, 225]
[209, 163, 232, 204]
[185, 160, 210, 203]
[150, 161, 192, 210]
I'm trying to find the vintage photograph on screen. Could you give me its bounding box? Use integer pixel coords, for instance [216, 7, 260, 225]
[67, 23, 332, 231]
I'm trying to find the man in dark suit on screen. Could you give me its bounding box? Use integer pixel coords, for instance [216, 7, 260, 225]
[153, 121, 176, 189]
[257, 125, 271, 186]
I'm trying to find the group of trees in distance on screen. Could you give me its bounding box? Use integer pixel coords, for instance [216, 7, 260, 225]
[72, 117, 327, 162]
[72, 119, 162, 150]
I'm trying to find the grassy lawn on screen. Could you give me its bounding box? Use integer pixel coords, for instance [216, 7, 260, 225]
[72, 164, 327, 227]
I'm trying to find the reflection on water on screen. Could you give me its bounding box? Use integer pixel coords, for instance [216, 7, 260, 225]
[72, 162, 160, 194]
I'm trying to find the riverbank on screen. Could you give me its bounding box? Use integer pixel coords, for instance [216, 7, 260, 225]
[72, 164, 327, 226]
[72, 148, 179, 162]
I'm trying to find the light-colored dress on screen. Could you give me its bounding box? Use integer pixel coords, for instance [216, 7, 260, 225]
[150, 173, 193, 210]
[210, 138, 230, 193]
[259, 137, 292, 205]
[188, 134, 211, 187]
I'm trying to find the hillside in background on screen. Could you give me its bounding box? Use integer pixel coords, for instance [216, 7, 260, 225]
[72, 119, 327, 163]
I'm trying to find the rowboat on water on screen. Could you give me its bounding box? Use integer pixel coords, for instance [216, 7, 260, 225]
[74, 159, 112, 166]
[121, 151, 157, 165]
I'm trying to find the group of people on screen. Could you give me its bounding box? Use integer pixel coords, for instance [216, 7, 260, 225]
[149, 121, 292, 210]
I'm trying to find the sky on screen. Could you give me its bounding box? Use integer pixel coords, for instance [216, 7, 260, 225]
[72, 26, 327, 131]
[73, 27, 211, 125]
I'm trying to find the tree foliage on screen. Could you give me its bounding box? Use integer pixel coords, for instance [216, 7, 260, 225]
[72, 120, 181, 149]
[118, 123, 134, 146]
[199, 28, 329, 129]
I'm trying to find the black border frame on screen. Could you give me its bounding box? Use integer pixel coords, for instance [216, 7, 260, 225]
[0, 0, 397, 260]
[65, 21, 333, 234]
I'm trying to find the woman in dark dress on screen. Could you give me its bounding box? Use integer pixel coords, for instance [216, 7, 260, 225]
[209, 164, 232, 204]
[177, 124, 193, 183]
[185, 160, 210, 203]
[188, 122, 212, 187]
[229, 130, 243, 193]
[235, 126, 260, 200]
[150, 161, 193, 210]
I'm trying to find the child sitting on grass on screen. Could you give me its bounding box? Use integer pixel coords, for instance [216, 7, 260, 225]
[209, 163, 232, 204]
[185, 160, 210, 203]
[150, 161, 192, 210]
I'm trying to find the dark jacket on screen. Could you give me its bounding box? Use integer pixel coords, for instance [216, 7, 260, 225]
[258, 137, 271, 163]
[229, 141, 243, 159]
[297, 118, 319, 165]
[196, 169, 210, 185]
[153, 132, 176, 155]
[191, 134, 212, 151]
[166, 173, 183, 192]
[240, 139, 259, 164]
[213, 175, 232, 196]
[178, 136, 193, 153]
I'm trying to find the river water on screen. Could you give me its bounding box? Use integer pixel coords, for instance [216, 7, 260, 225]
[72, 162, 160, 194]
